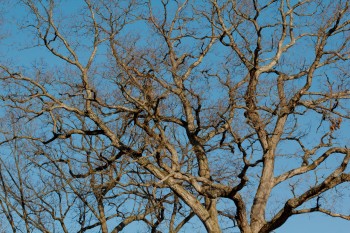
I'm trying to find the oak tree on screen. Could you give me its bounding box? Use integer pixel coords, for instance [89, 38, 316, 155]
[1, 0, 350, 232]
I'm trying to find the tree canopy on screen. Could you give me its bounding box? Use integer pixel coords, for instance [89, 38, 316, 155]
[1, 1, 350, 232]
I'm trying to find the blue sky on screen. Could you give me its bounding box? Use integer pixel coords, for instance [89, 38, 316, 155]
[276, 213, 350, 233]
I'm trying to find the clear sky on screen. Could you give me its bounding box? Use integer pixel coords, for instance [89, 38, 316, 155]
[276, 213, 350, 233]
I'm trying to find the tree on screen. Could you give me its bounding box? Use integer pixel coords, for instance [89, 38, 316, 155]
[1, 0, 350, 232]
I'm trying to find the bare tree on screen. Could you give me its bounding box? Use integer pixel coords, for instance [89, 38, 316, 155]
[1, 0, 350, 232]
